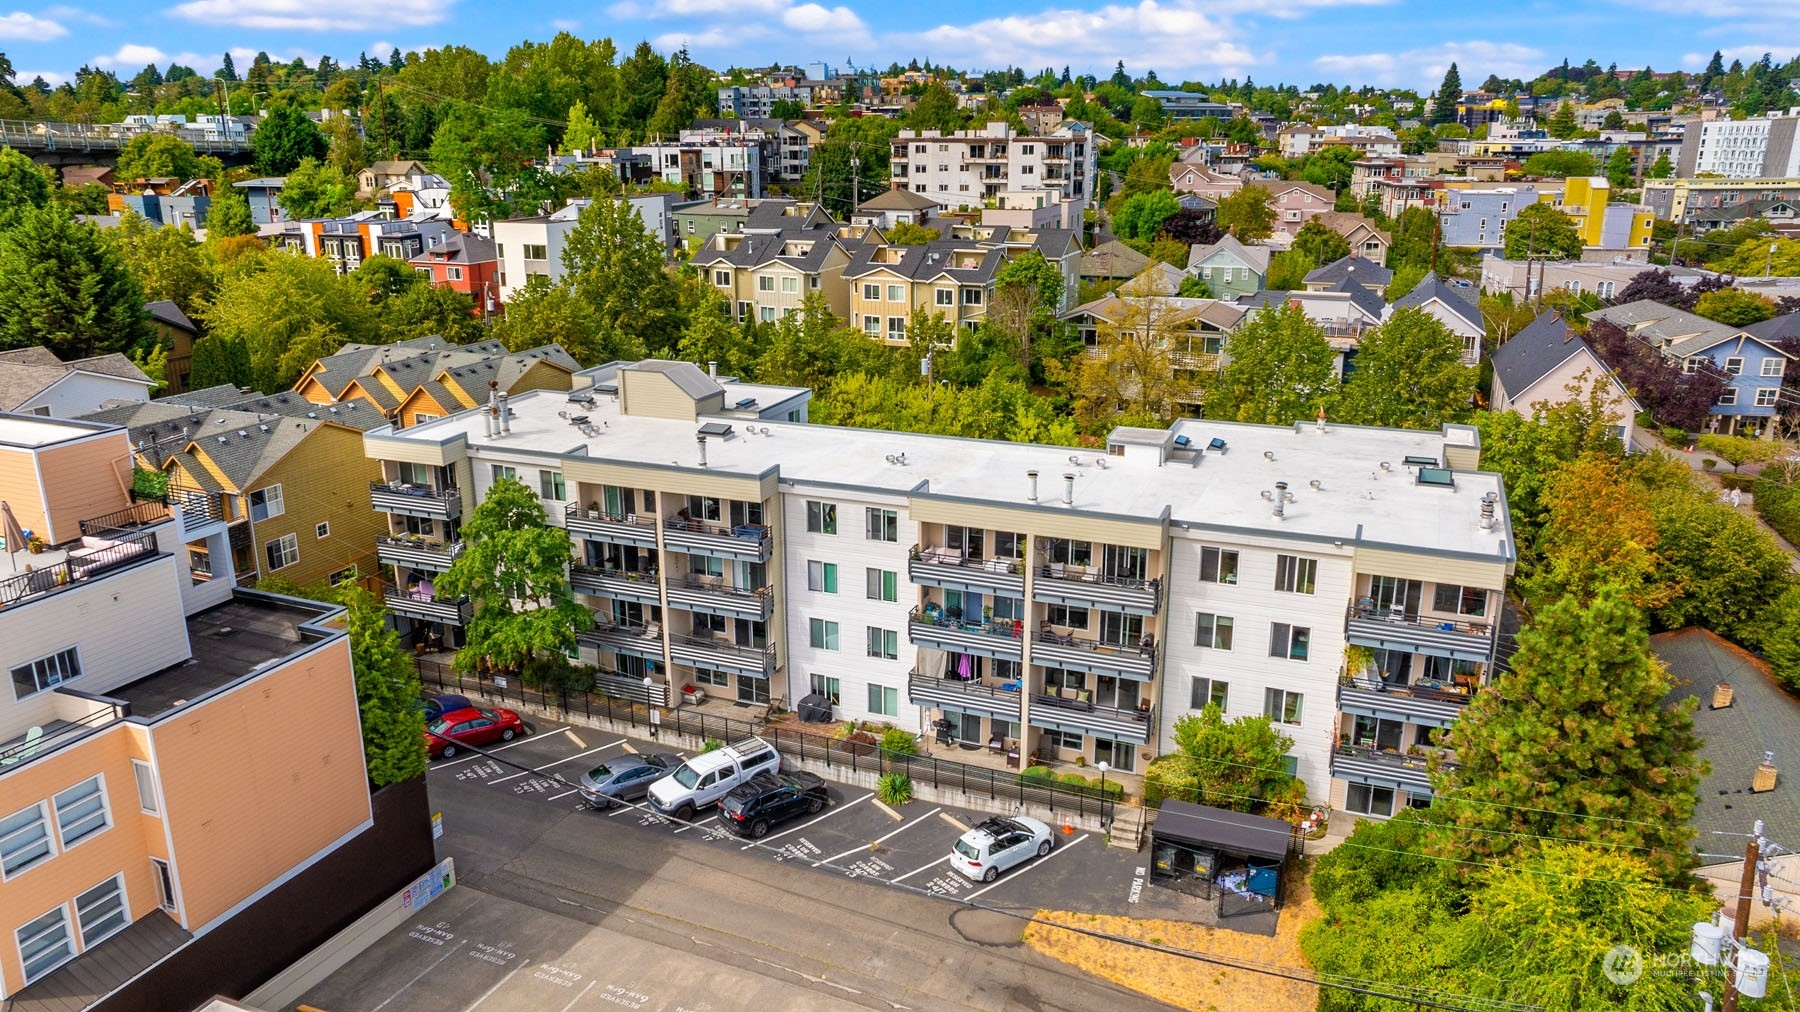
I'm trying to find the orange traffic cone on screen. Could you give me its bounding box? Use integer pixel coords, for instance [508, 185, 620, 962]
[1062, 816, 1074, 835]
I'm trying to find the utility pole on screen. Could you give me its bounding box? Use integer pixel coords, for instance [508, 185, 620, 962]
[1720, 826, 1761, 1012]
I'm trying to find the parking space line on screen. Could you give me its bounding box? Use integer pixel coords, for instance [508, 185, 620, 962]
[463, 956, 533, 1011]
[558, 980, 598, 1012]
[743, 793, 872, 849]
[818, 807, 940, 865]
[547, 788, 581, 801]
[939, 812, 969, 833]
[369, 938, 466, 1011]
[964, 833, 1089, 900]
[430, 733, 557, 772]
[871, 799, 903, 821]
[486, 740, 627, 783]
[672, 815, 718, 834]
[889, 854, 950, 883]
[563, 729, 586, 749]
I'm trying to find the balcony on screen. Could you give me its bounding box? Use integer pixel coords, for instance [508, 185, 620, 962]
[0, 693, 125, 777]
[907, 606, 1025, 662]
[375, 534, 465, 573]
[568, 564, 663, 605]
[1330, 743, 1452, 795]
[1031, 565, 1160, 617]
[908, 546, 1025, 597]
[370, 481, 461, 521]
[592, 670, 669, 707]
[1031, 632, 1156, 681]
[667, 633, 776, 678]
[662, 516, 772, 563]
[665, 577, 773, 621]
[906, 672, 1023, 720]
[1338, 674, 1474, 729]
[382, 585, 471, 625]
[1028, 692, 1154, 745]
[578, 622, 666, 663]
[1345, 605, 1497, 663]
[0, 530, 161, 608]
[79, 501, 171, 537]
[564, 504, 659, 548]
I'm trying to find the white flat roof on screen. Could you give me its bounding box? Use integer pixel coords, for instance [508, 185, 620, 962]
[0, 414, 112, 448]
[394, 390, 1511, 560]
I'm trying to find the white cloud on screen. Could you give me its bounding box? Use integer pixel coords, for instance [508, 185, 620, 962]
[95, 43, 169, 69]
[166, 0, 448, 31]
[1680, 45, 1791, 70]
[0, 11, 67, 40]
[551, 18, 579, 30]
[1313, 41, 1545, 90]
[43, 4, 110, 26]
[16, 68, 68, 86]
[781, 3, 865, 36]
[898, 2, 1256, 78]
[369, 39, 394, 57]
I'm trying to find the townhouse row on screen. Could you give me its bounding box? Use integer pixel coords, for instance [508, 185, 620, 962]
[363, 360, 1514, 818]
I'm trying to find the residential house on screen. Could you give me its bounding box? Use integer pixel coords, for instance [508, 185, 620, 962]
[1436, 186, 1540, 250]
[688, 119, 820, 184]
[410, 232, 501, 315]
[1059, 290, 1245, 398]
[692, 209, 863, 323]
[356, 160, 429, 197]
[1491, 310, 1640, 447]
[1348, 159, 1405, 200]
[0, 412, 432, 1010]
[1304, 254, 1393, 296]
[941, 221, 1082, 312]
[1187, 235, 1271, 300]
[148, 301, 199, 395]
[1588, 300, 1795, 435]
[385, 172, 454, 221]
[1277, 124, 1400, 160]
[291, 337, 502, 411]
[1369, 177, 1436, 220]
[1018, 104, 1066, 134]
[1079, 241, 1152, 285]
[1140, 91, 1232, 121]
[291, 338, 576, 428]
[1477, 254, 1696, 301]
[1387, 271, 1485, 365]
[361, 360, 1513, 819]
[1267, 182, 1337, 238]
[59, 165, 112, 190]
[672, 198, 757, 249]
[0, 349, 154, 418]
[1238, 287, 1386, 375]
[1689, 197, 1800, 235]
[232, 177, 285, 225]
[844, 240, 1006, 342]
[1311, 212, 1393, 266]
[852, 188, 944, 230]
[394, 347, 581, 429]
[1169, 163, 1242, 202]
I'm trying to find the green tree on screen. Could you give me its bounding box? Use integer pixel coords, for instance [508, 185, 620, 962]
[1692, 287, 1776, 325]
[339, 587, 429, 785]
[252, 101, 329, 175]
[559, 99, 603, 155]
[1290, 218, 1350, 268]
[1647, 150, 1674, 179]
[0, 147, 51, 228]
[276, 156, 358, 221]
[1336, 306, 1475, 429]
[1503, 202, 1584, 261]
[1215, 183, 1275, 242]
[1547, 100, 1578, 139]
[428, 101, 549, 220]
[1753, 585, 1800, 691]
[199, 252, 378, 389]
[1520, 149, 1599, 178]
[1111, 189, 1181, 241]
[1640, 462, 1792, 640]
[1605, 145, 1635, 187]
[885, 221, 940, 245]
[1141, 704, 1303, 815]
[676, 285, 759, 379]
[1526, 455, 1673, 610]
[1428, 585, 1705, 882]
[186, 333, 253, 388]
[381, 283, 481, 343]
[1696, 432, 1776, 472]
[1471, 375, 1626, 562]
[1208, 302, 1337, 424]
[436, 478, 593, 676]
[1387, 206, 1438, 272]
[1430, 62, 1462, 125]
[1176, 275, 1212, 298]
[1263, 248, 1314, 291]
[1707, 236, 1800, 276]
[491, 276, 605, 361]
[1047, 295, 1201, 430]
[1384, 263, 1427, 302]
[993, 248, 1069, 318]
[0, 207, 151, 359]
[115, 132, 203, 181]
[204, 186, 256, 238]
[108, 212, 215, 318]
[561, 196, 680, 359]
[906, 82, 964, 133]
[1299, 145, 1357, 192]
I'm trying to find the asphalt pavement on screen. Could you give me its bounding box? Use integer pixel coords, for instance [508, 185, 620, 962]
[293, 719, 1192, 1012]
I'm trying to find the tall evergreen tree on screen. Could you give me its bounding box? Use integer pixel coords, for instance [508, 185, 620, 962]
[339, 588, 428, 785]
[0, 208, 150, 359]
[218, 52, 237, 82]
[1430, 62, 1462, 125]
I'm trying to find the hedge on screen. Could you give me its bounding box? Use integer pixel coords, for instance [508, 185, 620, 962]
[1756, 474, 1800, 545]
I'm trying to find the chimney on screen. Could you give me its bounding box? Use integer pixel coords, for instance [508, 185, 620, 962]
[1479, 492, 1497, 530]
[1062, 473, 1074, 506]
[483, 382, 497, 438]
[1753, 751, 1778, 793]
[1272, 481, 1288, 519]
[696, 434, 708, 468]
[497, 390, 510, 435]
[1027, 470, 1039, 503]
[708, 360, 718, 378]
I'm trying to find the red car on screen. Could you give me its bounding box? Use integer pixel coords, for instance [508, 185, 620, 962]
[424, 706, 524, 759]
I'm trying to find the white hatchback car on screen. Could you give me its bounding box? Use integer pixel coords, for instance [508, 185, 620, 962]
[950, 816, 1055, 882]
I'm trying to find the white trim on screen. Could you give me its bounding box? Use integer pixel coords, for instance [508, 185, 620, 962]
[51, 773, 113, 854]
[131, 760, 160, 816]
[74, 871, 130, 949]
[14, 900, 74, 986]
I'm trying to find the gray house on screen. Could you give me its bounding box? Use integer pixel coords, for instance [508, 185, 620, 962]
[1186, 235, 1270, 300]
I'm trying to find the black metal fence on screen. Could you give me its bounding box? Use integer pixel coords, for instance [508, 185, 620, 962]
[417, 659, 1116, 821]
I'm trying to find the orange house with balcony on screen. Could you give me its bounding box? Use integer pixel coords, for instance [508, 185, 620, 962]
[410, 232, 501, 316]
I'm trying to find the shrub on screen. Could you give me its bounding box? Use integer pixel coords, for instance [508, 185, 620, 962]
[1720, 473, 1756, 492]
[879, 727, 918, 756]
[877, 772, 913, 805]
[1019, 765, 1055, 784]
[1756, 473, 1800, 545]
[1142, 754, 1201, 806]
[1701, 458, 1718, 471]
[700, 738, 723, 753]
[1661, 426, 1688, 445]
[1058, 772, 1090, 787]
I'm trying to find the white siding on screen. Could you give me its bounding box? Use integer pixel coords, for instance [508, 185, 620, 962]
[18, 375, 152, 418]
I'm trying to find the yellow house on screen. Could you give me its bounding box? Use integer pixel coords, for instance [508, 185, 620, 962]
[844, 241, 1005, 345]
[692, 226, 860, 324]
[1547, 177, 1655, 250]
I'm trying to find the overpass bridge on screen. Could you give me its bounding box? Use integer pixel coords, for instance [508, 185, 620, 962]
[0, 120, 255, 167]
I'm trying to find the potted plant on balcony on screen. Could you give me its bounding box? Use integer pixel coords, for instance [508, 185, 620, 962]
[1342, 644, 1375, 682]
[27, 535, 44, 554]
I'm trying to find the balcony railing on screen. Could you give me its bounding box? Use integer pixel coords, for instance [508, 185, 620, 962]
[79, 501, 171, 537]
[382, 586, 471, 625]
[1345, 604, 1497, 663]
[907, 606, 1025, 661]
[375, 534, 465, 573]
[908, 546, 1025, 596]
[579, 623, 667, 662]
[662, 516, 772, 562]
[592, 671, 669, 707]
[1330, 743, 1453, 794]
[0, 531, 160, 607]
[665, 577, 774, 621]
[905, 672, 1023, 719]
[1031, 565, 1161, 616]
[370, 481, 462, 520]
[564, 503, 658, 547]
[0, 696, 127, 777]
[1031, 631, 1157, 680]
[1338, 674, 1475, 729]
[1028, 692, 1155, 745]
[667, 633, 776, 677]
[568, 564, 663, 604]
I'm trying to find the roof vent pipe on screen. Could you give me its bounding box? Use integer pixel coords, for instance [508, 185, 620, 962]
[708, 360, 718, 379]
[696, 435, 708, 468]
[1479, 491, 1497, 531]
[497, 390, 510, 435]
[483, 383, 497, 438]
[1273, 481, 1288, 520]
[1027, 470, 1039, 503]
[1062, 472, 1075, 506]
[1316, 407, 1327, 433]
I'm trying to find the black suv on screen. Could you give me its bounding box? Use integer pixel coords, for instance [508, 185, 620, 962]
[718, 771, 829, 838]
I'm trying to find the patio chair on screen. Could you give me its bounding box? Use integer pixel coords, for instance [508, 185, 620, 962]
[0, 726, 44, 767]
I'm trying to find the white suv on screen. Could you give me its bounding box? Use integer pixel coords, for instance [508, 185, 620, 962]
[646, 737, 781, 821]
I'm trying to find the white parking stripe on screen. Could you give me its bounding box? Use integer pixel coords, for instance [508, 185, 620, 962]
[429, 732, 552, 771]
[370, 939, 466, 1011]
[485, 740, 628, 783]
[964, 833, 1088, 900]
[558, 980, 598, 1012]
[462, 956, 533, 1012]
[672, 815, 718, 834]
[547, 788, 581, 801]
[889, 854, 950, 883]
[743, 793, 872, 849]
[817, 807, 941, 865]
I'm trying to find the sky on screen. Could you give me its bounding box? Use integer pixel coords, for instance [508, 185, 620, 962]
[3, 0, 1798, 94]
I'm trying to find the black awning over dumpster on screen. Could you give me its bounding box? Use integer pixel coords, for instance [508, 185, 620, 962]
[1152, 800, 1293, 862]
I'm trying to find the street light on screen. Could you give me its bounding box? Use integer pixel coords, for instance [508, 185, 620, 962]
[645, 676, 659, 738]
[1095, 761, 1110, 829]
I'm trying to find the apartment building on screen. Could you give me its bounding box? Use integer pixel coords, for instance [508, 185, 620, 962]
[492, 196, 682, 302]
[1478, 253, 1692, 301]
[1643, 177, 1800, 223]
[687, 120, 823, 183]
[843, 240, 1006, 342]
[1677, 110, 1800, 179]
[630, 140, 764, 200]
[718, 83, 817, 118]
[0, 413, 426, 1007]
[267, 216, 459, 275]
[890, 122, 1097, 222]
[693, 221, 861, 324]
[1437, 185, 1541, 249]
[361, 361, 1513, 816]
[1139, 91, 1232, 122]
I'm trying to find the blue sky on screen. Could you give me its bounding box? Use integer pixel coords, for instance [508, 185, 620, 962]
[3, 0, 1797, 93]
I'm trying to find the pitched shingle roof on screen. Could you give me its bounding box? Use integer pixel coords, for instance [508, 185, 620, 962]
[409, 231, 496, 265]
[1329, 275, 1388, 319]
[146, 300, 197, 334]
[1491, 310, 1593, 398]
[1304, 254, 1393, 290]
[0, 352, 152, 411]
[158, 384, 249, 408]
[842, 240, 1005, 284]
[857, 188, 941, 212]
[1080, 240, 1151, 280]
[1188, 234, 1271, 274]
[1585, 300, 1778, 359]
[1744, 311, 1800, 345]
[690, 223, 847, 273]
[1392, 271, 1483, 330]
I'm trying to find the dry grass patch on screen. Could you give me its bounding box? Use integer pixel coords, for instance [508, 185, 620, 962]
[1022, 878, 1321, 1012]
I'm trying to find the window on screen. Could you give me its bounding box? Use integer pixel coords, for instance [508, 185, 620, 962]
[810, 675, 841, 706]
[1346, 782, 1395, 817]
[888, 316, 907, 340]
[1274, 554, 1317, 594]
[868, 684, 899, 717]
[1717, 387, 1738, 406]
[132, 762, 158, 815]
[1683, 357, 1702, 374]
[781, 276, 798, 293]
[1762, 358, 1786, 377]
[962, 287, 983, 305]
[523, 244, 548, 261]
[265, 534, 298, 571]
[760, 306, 777, 322]
[866, 568, 899, 602]
[863, 314, 881, 335]
[1, 802, 53, 877]
[491, 464, 517, 483]
[694, 667, 729, 687]
[1045, 604, 1090, 630]
[150, 857, 176, 912]
[806, 501, 837, 534]
[17, 905, 71, 984]
[994, 532, 1024, 559]
[1724, 356, 1745, 375]
[936, 288, 954, 306]
[1431, 584, 1488, 617]
[886, 284, 904, 302]
[713, 269, 731, 286]
[539, 470, 566, 501]
[865, 508, 898, 542]
[1269, 623, 1311, 661]
[1263, 687, 1304, 724]
[314, 521, 330, 539]
[248, 484, 284, 522]
[1193, 612, 1234, 649]
[866, 627, 898, 659]
[862, 283, 880, 300]
[76, 874, 127, 946]
[328, 566, 358, 586]
[1199, 547, 1239, 585]
[1757, 387, 1781, 407]
[809, 618, 839, 650]
[807, 560, 838, 593]
[1042, 728, 1084, 751]
[758, 275, 776, 292]
[11, 647, 81, 700]
[1046, 539, 1092, 567]
[54, 776, 109, 849]
[446, 266, 464, 282]
[1190, 676, 1228, 711]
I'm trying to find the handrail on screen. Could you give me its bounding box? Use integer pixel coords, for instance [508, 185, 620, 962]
[674, 576, 772, 600]
[1032, 691, 1153, 723]
[564, 503, 656, 528]
[79, 501, 171, 536]
[1334, 742, 1458, 771]
[907, 672, 1018, 701]
[669, 632, 774, 656]
[1346, 603, 1492, 637]
[1342, 673, 1476, 706]
[371, 480, 459, 501]
[664, 515, 770, 544]
[0, 531, 158, 606]
[1034, 630, 1155, 661]
[908, 606, 1024, 640]
[909, 544, 1026, 576]
[1035, 564, 1161, 597]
